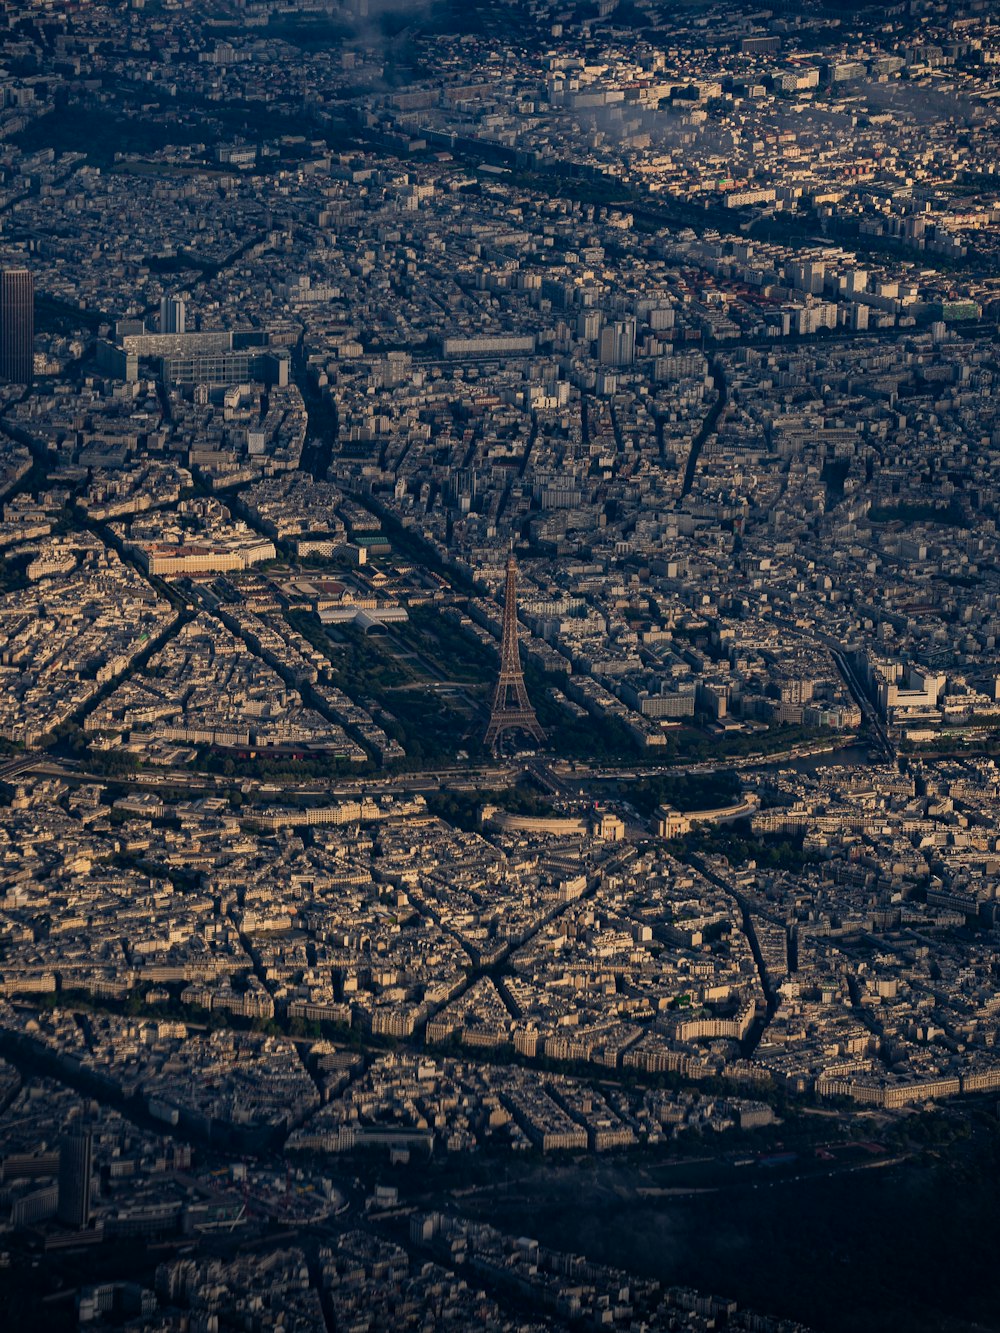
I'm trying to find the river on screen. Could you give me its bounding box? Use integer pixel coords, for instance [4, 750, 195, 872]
[757, 741, 876, 775]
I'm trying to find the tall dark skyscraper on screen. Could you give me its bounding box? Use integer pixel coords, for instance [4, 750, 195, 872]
[0, 267, 34, 385]
[57, 1130, 93, 1229]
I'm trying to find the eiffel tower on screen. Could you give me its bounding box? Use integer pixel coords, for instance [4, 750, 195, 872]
[484, 551, 546, 752]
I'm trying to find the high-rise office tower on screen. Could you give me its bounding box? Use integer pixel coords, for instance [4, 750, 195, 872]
[57, 1130, 93, 1228]
[160, 294, 186, 335]
[598, 317, 635, 367]
[0, 268, 34, 384]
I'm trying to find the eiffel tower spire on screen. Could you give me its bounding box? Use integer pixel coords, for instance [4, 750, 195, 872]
[484, 551, 546, 752]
